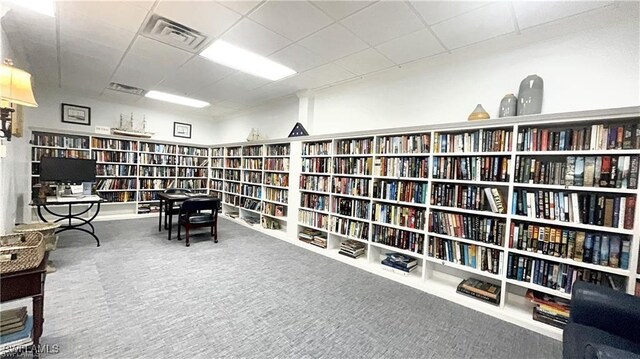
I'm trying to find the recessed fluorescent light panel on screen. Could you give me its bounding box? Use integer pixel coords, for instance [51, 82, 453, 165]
[8, 0, 55, 17]
[145, 91, 210, 108]
[200, 40, 296, 81]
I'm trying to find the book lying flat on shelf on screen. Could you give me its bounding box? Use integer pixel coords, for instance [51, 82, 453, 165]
[339, 240, 366, 258]
[456, 278, 501, 305]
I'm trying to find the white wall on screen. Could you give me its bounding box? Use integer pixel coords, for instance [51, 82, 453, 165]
[213, 6, 640, 142]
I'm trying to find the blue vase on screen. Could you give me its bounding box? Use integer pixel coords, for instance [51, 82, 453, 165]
[517, 74, 543, 115]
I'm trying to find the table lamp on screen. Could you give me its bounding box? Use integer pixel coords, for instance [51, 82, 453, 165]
[0, 58, 38, 141]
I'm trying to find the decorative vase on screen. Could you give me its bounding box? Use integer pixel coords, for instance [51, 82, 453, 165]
[468, 104, 490, 121]
[517, 74, 543, 115]
[499, 93, 517, 117]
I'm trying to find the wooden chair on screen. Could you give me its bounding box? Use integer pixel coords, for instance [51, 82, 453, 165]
[164, 188, 191, 230]
[177, 198, 220, 247]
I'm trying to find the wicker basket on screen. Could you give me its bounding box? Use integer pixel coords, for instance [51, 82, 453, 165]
[13, 222, 59, 252]
[0, 232, 45, 274]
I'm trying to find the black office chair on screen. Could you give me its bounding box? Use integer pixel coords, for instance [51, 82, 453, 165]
[164, 188, 192, 230]
[177, 198, 220, 247]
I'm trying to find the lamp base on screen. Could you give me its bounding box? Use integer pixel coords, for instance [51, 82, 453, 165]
[0, 106, 14, 141]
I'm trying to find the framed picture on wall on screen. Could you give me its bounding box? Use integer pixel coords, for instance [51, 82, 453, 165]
[173, 122, 192, 139]
[61, 103, 91, 126]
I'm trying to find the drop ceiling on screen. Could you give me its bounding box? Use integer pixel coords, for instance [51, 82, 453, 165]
[0, 1, 623, 117]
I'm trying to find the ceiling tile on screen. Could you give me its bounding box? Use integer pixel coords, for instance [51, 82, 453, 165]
[220, 19, 291, 56]
[311, 1, 374, 20]
[193, 72, 270, 101]
[57, 1, 149, 33]
[154, 1, 241, 38]
[410, 1, 488, 25]
[249, 1, 333, 41]
[375, 28, 445, 64]
[341, 1, 424, 46]
[21, 41, 58, 86]
[303, 63, 356, 88]
[432, 2, 515, 49]
[59, 11, 136, 52]
[61, 52, 114, 95]
[276, 73, 321, 91]
[218, 1, 263, 15]
[100, 89, 143, 105]
[3, 11, 56, 48]
[158, 56, 235, 96]
[298, 24, 368, 62]
[514, 1, 613, 30]
[334, 48, 394, 75]
[60, 34, 126, 67]
[269, 44, 329, 73]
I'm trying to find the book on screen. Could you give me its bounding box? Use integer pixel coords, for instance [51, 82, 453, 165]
[620, 240, 630, 270]
[574, 232, 586, 262]
[609, 236, 621, 268]
[456, 284, 499, 305]
[532, 307, 567, 329]
[583, 156, 596, 187]
[574, 156, 585, 186]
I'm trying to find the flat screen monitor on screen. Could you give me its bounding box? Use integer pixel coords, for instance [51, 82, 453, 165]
[40, 157, 96, 183]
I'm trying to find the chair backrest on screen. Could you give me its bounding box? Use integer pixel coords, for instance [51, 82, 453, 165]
[180, 198, 220, 215]
[165, 188, 192, 194]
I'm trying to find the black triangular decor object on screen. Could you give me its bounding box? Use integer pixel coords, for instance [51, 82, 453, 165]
[288, 122, 309, 137]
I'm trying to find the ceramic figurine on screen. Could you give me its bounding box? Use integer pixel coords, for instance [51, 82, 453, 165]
[499, 93, 517, 117]
[468, 104, 490, 121]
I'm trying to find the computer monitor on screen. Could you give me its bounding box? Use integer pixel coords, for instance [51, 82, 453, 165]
[40, 157, 97, 184]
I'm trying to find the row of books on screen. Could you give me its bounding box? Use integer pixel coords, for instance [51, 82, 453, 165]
[225, 194, 240, 206]
[264, 173, 288, 187]
[372, 224, 423, 254]
[179, 157, 208, 167]
[376, 134, 430, 154]
[139, 179, 173, 190]
[177, 147, 207, 156]
[92, 138, 137, 151]
[226, 159, 242, 168]
[429, 212, 506, 246]
[456, 278, 501, 305]
[372, 180, 427, 205]
[211, 148, 223, 157]
[98, 164, 137, 176]
[138, 191, 160, 202]
[373, 204, 426, 230]
[265, 188, 288, 203]
[265, 159, 290, 172]
[428, 237, 502, 275]
[517, 123, 640, 152]
[301, 193, 328, 212]
[210, 169, 223, 179]
[243, 159, 262, 170]
[243, 172, 262, 184]
[513, 190, 635, 230]
[302, 158, 330, 173]
[514, 155, 639, 189]
[430, 185, 506, 214]
[432, 156, 510, 182]
[299, 228, 327, 248]
[434, 129, 512, 153]
[211, 158, 223, 167]
[243, 146, 263, 157]
[299, 210, 328, 229]
[179, 168, 206, 177]
[510, 222, 630, 268]
[138, 154, 174, 165]
[507, 253, 626, 294]
[96, 179, 136, 191]
[302, 142, 331, 156]
[299, 175, 330, 192]
[334, 158, 372, 176]
[178, 180, 207, 189]
[33, 149, 91, 161]
[527, 290, 570, 329]
[224, 170, 241, 181]
[242, 199, 261, 211]
[241, 184, 262, 199]
[381, 253, 418, 275]
[266, 144, 290, 156]
[140, 166, 174, 177]
[31, 132, 89, 149]
[102, 191, 136, 202]
[263, 203, 285, 217]
[373, 157, 428, 178]
[332, 198, 370, 219]
[210, 181, 223, 191]
[226, 147, 241, 157]
[140, 143, 176, 154]
[261, 216, 281, 230]
[330, 217, 369, 240]
[335, 138, 373, 155]
[224, 182, 240, 193]
[332, 177, 370, 197]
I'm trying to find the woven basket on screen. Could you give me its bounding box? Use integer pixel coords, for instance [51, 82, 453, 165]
[13, 222, 59, 252]
[0, 232, 45, 274]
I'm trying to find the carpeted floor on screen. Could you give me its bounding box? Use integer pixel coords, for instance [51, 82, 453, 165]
[33, 217, 561, 358]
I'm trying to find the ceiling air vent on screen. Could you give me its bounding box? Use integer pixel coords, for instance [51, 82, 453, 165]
[108, 82, 145, 96]
[141, 14, 208, 53]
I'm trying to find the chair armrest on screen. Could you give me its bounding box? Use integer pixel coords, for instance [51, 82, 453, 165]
[571, 281, 640, 343]
[585, 344, 640, 359]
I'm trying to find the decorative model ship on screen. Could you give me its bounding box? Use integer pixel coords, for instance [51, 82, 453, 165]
[112, 113, 154, 138]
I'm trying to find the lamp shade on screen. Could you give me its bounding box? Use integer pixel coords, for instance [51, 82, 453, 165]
[0, 64, 38, 107]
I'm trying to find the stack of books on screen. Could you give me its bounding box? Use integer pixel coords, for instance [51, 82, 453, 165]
[526, 290, 570, 329]
[456, 278, 501, 305]
[0, 307, 33, 354]
[299, 228, 326, 248]
[380, 253, 417, 275]
[339, 240, 365, 258]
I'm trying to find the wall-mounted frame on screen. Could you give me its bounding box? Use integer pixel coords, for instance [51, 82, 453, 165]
[61, 103, 91, 126]
[173, 122, 192, 139]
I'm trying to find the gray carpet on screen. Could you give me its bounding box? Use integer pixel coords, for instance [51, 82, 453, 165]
[35, 217, 561, 358]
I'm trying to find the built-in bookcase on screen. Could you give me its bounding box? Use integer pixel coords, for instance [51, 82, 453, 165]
[209, 147, 224, 198]
[299, 140, 332, 244]
[177, 145, 208, 192]
[262, 143, 290, 232]
[92, 136, 138, 203]
[223, 146, 242, 209]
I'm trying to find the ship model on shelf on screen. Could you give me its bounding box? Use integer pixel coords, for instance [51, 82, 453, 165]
[456, 278, 501, 305]
[380, 253, 417, 275]
[339, 240, 365, 259]
[526, 290, 570, 329]
[112, 113, 154, 138]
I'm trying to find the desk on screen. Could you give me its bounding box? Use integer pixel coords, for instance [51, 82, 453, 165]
[157, 193, 219, 241]
[1, 253, 48, 357]
[31, 196, 105, 247]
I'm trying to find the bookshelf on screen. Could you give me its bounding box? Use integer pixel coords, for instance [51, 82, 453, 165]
[92, 136, 138, 203]
[177, 145, 209, 192]
[262, 143, 290, 232]
[299, 140, 332, 247]
[209, 147, 224, 198]
[223, 146, 242, 210]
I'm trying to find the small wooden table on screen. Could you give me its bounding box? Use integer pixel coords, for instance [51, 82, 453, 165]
[1, 253, 49, 357]
[157, 193, 220, 241]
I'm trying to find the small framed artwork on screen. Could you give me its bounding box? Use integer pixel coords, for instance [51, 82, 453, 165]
[173, 122, 192, 139]
[61, 103, 91, 126]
